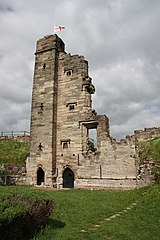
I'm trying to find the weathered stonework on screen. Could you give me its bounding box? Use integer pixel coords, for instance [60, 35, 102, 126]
[0, 134, 30, 144]
[0, 163, 26, 185]
[26, 34, 160, 189]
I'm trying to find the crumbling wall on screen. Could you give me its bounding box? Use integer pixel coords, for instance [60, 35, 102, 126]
[134, 127, 160, 141]
[0, 135, 30, 144]
[76, 133, 137, 189]
[134, 127, 160, 187]
[0, 164, 26, 185]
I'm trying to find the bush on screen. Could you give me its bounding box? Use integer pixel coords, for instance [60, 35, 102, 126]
[0, 193, 53, 240]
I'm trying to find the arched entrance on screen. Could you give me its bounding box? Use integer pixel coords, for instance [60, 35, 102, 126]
[63, 168, 74, 188]
[37, 167, 45, 185]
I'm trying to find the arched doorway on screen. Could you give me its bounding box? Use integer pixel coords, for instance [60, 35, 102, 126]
[37, 167, 45, 185]
[63, 168, 74, 188]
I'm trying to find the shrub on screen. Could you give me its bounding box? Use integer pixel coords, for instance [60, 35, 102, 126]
[0, 193, 53, 240]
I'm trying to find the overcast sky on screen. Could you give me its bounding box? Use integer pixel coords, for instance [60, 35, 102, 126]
[0, 0, 160, 140]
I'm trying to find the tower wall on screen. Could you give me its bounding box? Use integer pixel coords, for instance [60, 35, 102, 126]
[26, 35, 65, 186]
[56, 52, 97, 186]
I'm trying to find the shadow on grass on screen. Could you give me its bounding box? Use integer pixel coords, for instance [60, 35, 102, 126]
[31, 219, 66, 240]
[47, 219, 66, 229]
[0, 219, 65, 240]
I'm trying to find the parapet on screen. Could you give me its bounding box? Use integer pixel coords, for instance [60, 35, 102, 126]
[134, 127, 160, 141]
[35, 34, 65, 54]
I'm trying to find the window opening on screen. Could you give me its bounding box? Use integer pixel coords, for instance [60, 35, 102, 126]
[88, 128, 97, 152]
[40, 103, 44, 110]
[61, 139, 71, 149]
[69, 104, 75, 110]
[67, 70, 72, 76]
[38, 103, 44, 114]
[43, 63, 46, 70]
[63, 142, 68, 149]
[38, 143, 43, 151]
[66, 102, 77, 111]
[64, 69, 73, 76]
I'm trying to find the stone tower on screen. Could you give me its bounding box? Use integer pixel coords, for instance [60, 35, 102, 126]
[26, 34, 101, 187]
[26, 35, 65, 186]
[27, 34, 143, 189]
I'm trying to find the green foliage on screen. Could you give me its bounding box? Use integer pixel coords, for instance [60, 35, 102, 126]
[0, 187, 53, 240]
[88, 83, 95, 94]
[87, 138, 97, 152]
[0, 164, 8, 176]
[0, 200, 26, 224]
[138, 137, 160, 162]
[0, 139, 29, 164]
[138, 137, 160, 182]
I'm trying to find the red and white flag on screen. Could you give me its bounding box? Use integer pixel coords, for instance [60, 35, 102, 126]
[54, 26, 65, 32]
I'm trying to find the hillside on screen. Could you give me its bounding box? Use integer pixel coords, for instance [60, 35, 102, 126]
[0, 139, 29, 164]
[138, 136, 160, 181]
[138, 136, 160, 162]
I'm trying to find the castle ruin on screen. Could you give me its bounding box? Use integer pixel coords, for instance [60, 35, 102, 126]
[26, 34, 160, 189]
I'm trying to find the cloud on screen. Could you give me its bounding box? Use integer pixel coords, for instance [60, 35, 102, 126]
[0, 2, 13, 12]
[0, 0, 159, 139]
[92, 57, 160, 138]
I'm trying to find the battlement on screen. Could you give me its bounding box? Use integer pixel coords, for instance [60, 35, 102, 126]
[0, 131, 30, 144]
[36, 34, 65, 54]
[134, 127, 160, 141]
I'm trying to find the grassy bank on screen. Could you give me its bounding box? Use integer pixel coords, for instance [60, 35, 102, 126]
[138, 136, 160, 163]
[0, 139, 29, 164]
[0, 184, 160, 240]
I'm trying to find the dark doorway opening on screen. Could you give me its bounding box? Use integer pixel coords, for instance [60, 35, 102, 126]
[63, 168, 74, 188]
[37, 167, 45, 185]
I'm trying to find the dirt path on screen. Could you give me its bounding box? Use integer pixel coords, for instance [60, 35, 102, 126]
[80, 202, 138, 232]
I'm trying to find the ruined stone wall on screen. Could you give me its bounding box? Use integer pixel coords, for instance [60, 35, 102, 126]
[27, 34, 160, 189]
[134, 127, 160, 141]
[54, 48, 137, 189]
[75, 134, 137, 189]
[0, 135, 30, 144]
[0, 134, 29, 185]
[0, 164, 26, 185]
[134, 127, 160, 187]
[56, 52, 97, 186]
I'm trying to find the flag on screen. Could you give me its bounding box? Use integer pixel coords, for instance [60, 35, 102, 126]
[54, 26, 65, 32]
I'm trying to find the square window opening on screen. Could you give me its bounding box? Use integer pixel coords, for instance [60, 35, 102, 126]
[63, 142, 68, 149]
[69, 105, 75, 110]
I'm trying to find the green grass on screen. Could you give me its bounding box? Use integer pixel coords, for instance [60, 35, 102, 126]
[138, 137, 160, 181]
[138, 137, 160, 163]
[0, 139, 29, 164]
[0, 184, 160, 240]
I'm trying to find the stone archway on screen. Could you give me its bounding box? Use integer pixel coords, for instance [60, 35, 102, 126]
[37, 167, 45, 185]
[63, 168, 74, 188]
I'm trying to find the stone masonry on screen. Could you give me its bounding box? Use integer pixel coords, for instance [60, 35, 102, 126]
[26, 34, 160, 189]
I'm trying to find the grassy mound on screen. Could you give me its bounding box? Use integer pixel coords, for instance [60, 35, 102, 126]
[138, 137, 160, 162]
[138, 137, 160, 181]
[0, 184, 160, 240]
[0, 139, 29, 164]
